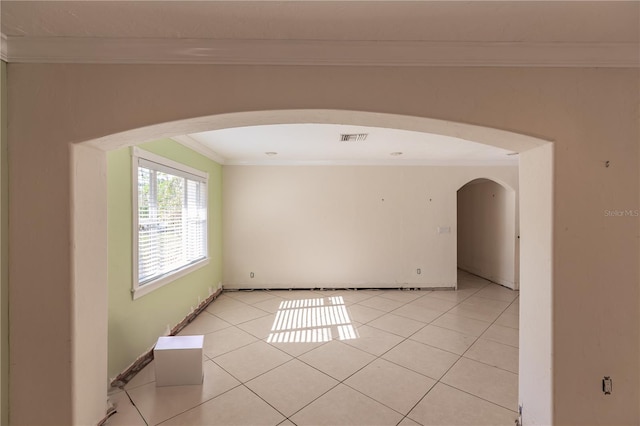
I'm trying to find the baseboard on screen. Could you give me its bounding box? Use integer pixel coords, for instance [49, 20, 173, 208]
[108, 286, 223, 389]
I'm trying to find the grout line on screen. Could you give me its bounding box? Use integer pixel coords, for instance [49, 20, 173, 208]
[134, 282, 518, 425]
[436, 382, 520, 414]
[124, 389, 149, 426]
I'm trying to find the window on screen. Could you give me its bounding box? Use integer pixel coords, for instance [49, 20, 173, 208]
[132, 147, 208, 299]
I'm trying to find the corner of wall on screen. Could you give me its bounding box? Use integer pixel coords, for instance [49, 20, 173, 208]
[0, 60, 8, 426]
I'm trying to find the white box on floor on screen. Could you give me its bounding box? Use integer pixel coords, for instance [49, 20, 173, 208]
[154, 335, 204, 387]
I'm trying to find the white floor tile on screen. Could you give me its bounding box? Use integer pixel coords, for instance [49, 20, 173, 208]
[299, 340, 375, 381]
[127, 360, 241, 425]
[382, 339, 459, 380]
[410, 324, 476, 355]
[378, 290, 427, 302]
[290, 384, 403, 426]
[120, 284, 519, 426]
[212, 304, 271, 325]
[225, 290, 279, 305]
[408, 296, 459, 312]
[204, 295, 247, 314]
[268, 340, 328, 357]
[397, 417, 422, 426]
[441, 358, 518, 411]
[481, 323, 519, 348]
[252, 297, 288, 313]
[474, 285, 519, 303]
[447, 303, 504, 323]
[347, 303, 387, 323]
[392, 303, 443, 323]
[213, 340, 292, 382]
[202, 326, 258, 359]
[245, 359, 338, 417]
[335, 290, 377, 304]
[341, 324, 404, 356]
[495, 312, 519, 329]
[367, 313, 426, 337]
[345, 358, 436, 414]
[177, 311, 232, 336]
[124, 361, 156, 390]
[159, 385, 285, 426]
[464, 339, 519, 373]
[431, 313, 491, 337]
[408, 382, 516, 425]
[237, 314, 277, 339]
[104, 390, 146, 426]
[427, 288, 476, 303]
[357, 295, 405, 312]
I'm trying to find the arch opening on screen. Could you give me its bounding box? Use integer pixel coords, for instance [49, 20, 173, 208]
[457, 177, 519, 290]
[72, 109, 553, 425]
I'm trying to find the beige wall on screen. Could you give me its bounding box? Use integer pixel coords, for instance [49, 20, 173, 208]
[457, 179, 518, 289]
[223, 165, 518, 289]
[6, 65, 639, 425]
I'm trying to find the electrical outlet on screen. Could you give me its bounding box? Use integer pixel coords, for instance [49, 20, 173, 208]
[250, 272, 255, 278]
[417, 268, 421, 275]
[602, 376, 612, 395]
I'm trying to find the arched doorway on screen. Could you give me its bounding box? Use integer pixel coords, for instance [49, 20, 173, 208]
[457, 178, 519, 290]
[71, 110, 552, 424]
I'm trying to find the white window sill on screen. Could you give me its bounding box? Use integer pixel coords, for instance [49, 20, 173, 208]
[132, 258, 210, 300]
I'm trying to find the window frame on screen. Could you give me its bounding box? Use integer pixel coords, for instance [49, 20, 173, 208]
[131, 146, 209, 299]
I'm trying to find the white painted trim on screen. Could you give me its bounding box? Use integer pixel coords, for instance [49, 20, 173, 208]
[132, 146, 208, 180]
[132, 259, 210, 300]
[0, 34, 7, 62]
[223, 159, 519, 167]
[4, 37, 639, 68]
[171, 136, 226, 165]
[131, 147, 209, 299]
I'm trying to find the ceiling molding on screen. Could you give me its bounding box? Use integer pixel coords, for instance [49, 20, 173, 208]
[171, 135, 226, 165]
[4, 37, 639, 68]
[0, 34, 7, 62]
[224, 159, 519, 167]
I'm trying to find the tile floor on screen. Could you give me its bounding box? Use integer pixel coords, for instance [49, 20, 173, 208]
[106, 271, 519, 426]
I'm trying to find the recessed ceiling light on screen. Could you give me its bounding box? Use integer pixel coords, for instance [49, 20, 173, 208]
[390, 152, 403, 156]
[265, 152, 278, 156]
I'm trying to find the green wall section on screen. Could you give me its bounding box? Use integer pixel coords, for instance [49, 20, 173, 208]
[108, 138, 222, 379]
[1, 61, 8, 426]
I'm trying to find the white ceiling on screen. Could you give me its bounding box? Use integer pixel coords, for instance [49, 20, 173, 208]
[180, 124, 517, 166]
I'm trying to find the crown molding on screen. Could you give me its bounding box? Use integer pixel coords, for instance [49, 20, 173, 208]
[0, 34, 7, 62]
[3, 37, 639, 67]
[224, 159, 519, 167]
[171, 135, 226, 165]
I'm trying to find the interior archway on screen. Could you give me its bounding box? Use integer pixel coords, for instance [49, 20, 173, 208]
[73, 109, 553, 424]
[457, 178, 519, 291]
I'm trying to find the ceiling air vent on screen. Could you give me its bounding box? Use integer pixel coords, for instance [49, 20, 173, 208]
[340, 133, 368, 142]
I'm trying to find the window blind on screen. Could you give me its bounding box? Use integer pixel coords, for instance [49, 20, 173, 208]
[137, 158, 207, 286]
